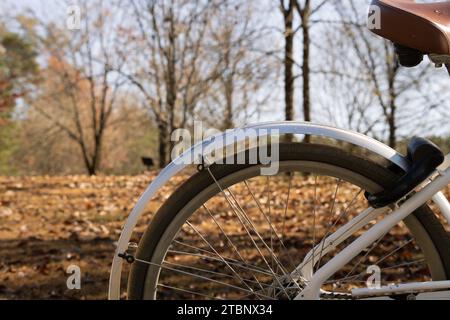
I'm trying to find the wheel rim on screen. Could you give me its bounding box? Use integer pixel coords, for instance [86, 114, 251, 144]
[138, 161, 446, 300]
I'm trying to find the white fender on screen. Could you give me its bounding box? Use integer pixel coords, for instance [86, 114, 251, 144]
[108, 121, 450, 299]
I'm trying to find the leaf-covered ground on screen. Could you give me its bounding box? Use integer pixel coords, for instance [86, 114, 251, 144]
[0, 174, 449, 300]
[0, 174, 185, 300]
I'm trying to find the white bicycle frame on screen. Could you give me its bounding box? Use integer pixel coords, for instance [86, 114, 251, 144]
[108, 121, 450, 300]
[298, 158, 450, 299]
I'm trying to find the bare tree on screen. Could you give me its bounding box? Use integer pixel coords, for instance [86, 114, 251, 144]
[311, 9, 381, 135]
[279, 0, 329, 142]
[25, 0, 126, 174]
[330, 0, 449, 148]
[205, 1, 274, 130]
[119, 0, 224, 168]
[280, 0, 296, 127]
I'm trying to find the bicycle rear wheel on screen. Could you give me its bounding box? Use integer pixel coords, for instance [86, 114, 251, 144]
[128, 143, 450, 300]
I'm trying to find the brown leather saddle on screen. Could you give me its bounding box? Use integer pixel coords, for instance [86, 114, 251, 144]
[370, 0, 450, 65]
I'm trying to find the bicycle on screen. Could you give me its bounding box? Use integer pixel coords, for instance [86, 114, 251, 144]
[109, 0, 450, 300]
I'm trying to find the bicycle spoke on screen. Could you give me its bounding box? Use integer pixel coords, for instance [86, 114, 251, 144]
[162, 259, 280, 291]
[186, 221, 261, 298]
[380, 259, 426, 271]
[225, 186, 291, 277]
[311, 175, 318, 272]
[267, 177, 274, 275]
[201, 204, 266, 292]
[136, 258, 274, 299]
[172, 240, 282, 278]
[167, 249, 279, 277]
[205, 167, 293, 299]
[157, 284, 223, 300]
[342, 233, 387, 281]
[342, 236, 414, 284]
[373, 238, 415, 267]
[301, 185, 363, 272]
[316, 179, 342, 272]
[242, 179, 300, 273]
[281, 173, 294, 241]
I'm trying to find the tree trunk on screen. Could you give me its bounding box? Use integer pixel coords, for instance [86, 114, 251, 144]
[158, 121, 169, 168]
[283, 1, 295, 143]
[87, 163, 96, 176]
[388, 104, 397, 149]
[301, 9, 311, 143]
[76, 138, 96, 176]
[223, 42, 234, 130]
[224, 82, 234, 129]
[91, 134, 102, 176]
[387, 61, 399, 149]
[164, 9, 177, 168]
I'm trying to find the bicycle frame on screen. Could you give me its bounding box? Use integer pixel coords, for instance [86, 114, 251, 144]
[108, 121, 450, 300]
[297, 157, 450, 299]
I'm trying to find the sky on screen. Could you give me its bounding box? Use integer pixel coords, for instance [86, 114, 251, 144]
[1, 0, 60, 19]
[1, 0, 449, 138]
